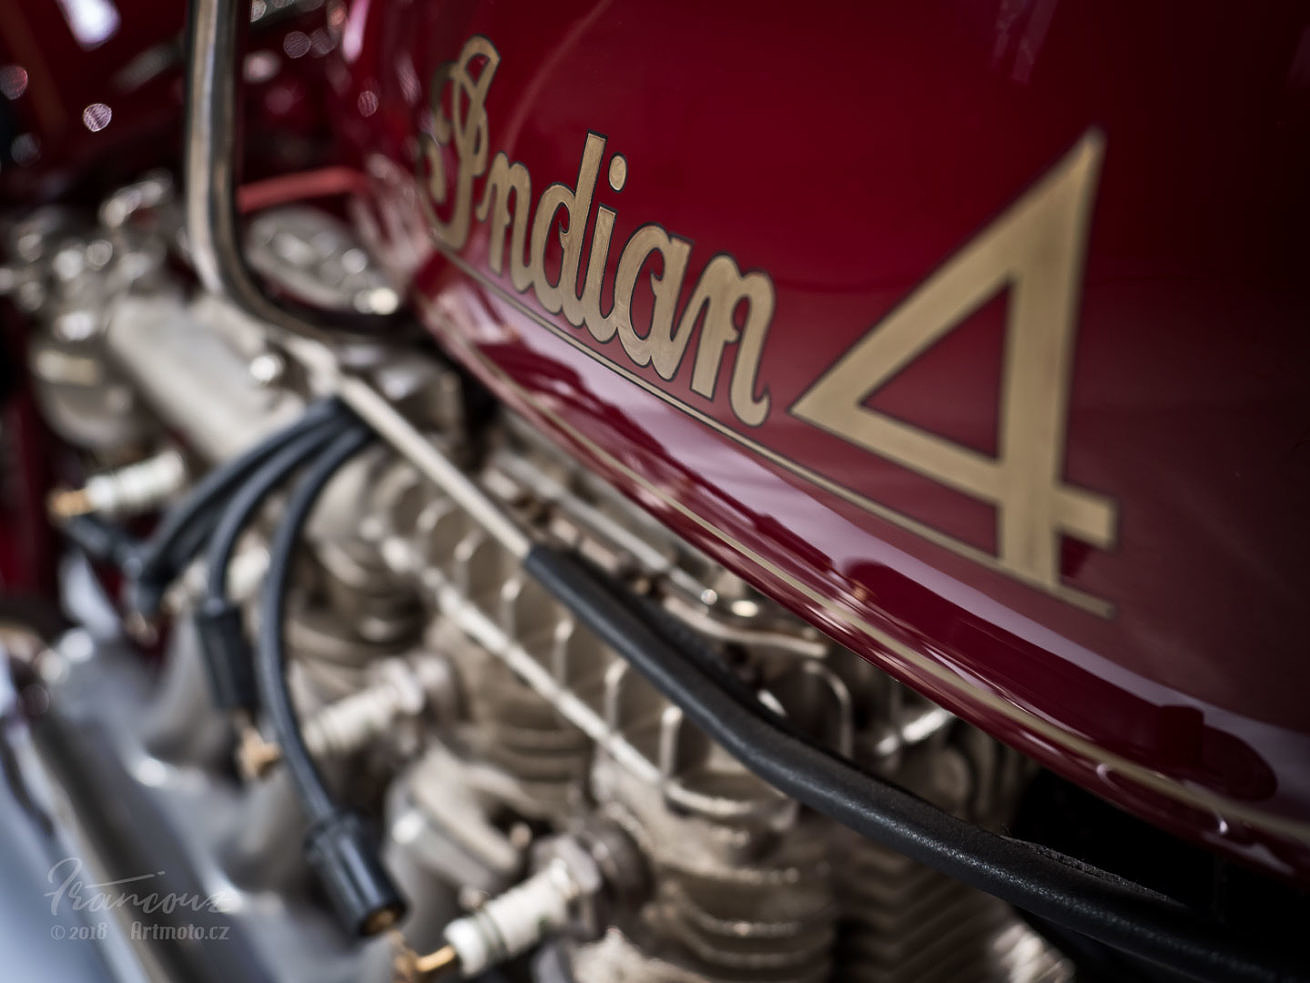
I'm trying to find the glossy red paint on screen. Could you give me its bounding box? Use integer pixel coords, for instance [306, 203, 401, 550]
[332, 1, 1310, 881]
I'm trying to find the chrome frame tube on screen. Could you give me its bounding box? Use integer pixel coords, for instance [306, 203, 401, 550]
[182, 0, 392, 341]
[181, 0, 532, 559]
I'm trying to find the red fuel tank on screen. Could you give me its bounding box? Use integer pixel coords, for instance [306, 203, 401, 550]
[330, 1, 1310, 882]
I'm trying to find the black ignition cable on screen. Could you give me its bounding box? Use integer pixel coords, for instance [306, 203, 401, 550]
[193, 416, 352, 714]
[124, 397, 350, 618]
[252, 419, 405, 937]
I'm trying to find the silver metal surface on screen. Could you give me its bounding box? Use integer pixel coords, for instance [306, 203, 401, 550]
[246, 207, 400, 316]
[103, 293, 301, 461]
[340, 376, 533, 559]
[182, 0, 275, 322]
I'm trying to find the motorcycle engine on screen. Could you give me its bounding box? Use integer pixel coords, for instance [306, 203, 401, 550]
[3, 175, 1075, 983]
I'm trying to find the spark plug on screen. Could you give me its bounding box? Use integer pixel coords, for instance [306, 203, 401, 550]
[394, 856, 583, 981]
[49, 448, 187, 519]
[395, 823, 645, 981]
[303, 656, 448, 758]
[237, 654, 455, 778]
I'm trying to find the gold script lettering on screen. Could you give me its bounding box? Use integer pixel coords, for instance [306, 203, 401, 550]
[533, 132, 606, 321]
[423, 37, 499, 251]
[612, 225, 694, 377]
[419, 36, 774, 430]
[476, 151, 534, 291]
[680, 255, 774, 427]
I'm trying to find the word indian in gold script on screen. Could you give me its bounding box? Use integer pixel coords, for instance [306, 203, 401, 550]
[415, 35, 773, 428]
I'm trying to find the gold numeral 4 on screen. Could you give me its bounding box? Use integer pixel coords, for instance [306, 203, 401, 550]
[791, 131, 1117, 601]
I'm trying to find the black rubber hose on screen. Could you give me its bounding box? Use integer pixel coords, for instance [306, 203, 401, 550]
[193, 421, 346, 712]
[137, 398, 347, 577]
[253, 420, 404, 937]
[127, 398, 350, 613]
[203, 422, 345, 603]
[254, 422, 371, 821]
[522, 546, 1308, 983]
[60, 514, 139, 569]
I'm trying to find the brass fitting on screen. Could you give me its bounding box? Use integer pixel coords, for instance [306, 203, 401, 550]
[236, 722, 282, 780]
[47, 487, 95, 519]
[391, 933, 460, 983]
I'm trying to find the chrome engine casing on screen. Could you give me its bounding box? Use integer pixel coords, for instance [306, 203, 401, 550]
[4, 180, 1072, 983]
